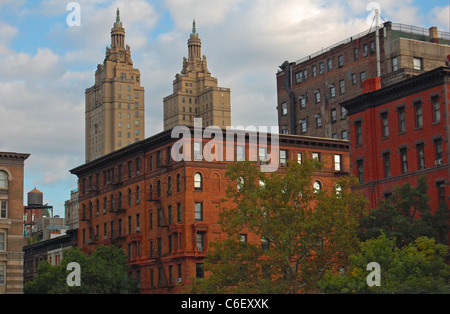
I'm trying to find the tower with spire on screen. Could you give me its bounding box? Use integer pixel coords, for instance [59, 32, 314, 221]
[85, 9, 145, 162]
[163, 20, 231, 130]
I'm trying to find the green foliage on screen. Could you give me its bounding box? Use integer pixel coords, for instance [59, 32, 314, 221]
[358, 175, 450, 247]
[319, 234, 450, 294]
[193, 159, 367, 294]
[24, 245, 138, 294]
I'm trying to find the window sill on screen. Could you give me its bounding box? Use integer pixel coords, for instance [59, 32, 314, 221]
[398, 131, 406, 135]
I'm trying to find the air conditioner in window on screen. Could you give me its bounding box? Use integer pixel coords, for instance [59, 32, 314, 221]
[135, 227, 140, 232]
[87, 239, 92, 244]
[195, 155, 203, 160]
[104, 235, 107, 240]
[176, 278, 182, 283]
[197, 246, 203, 251]
[435, 159, 443, 165]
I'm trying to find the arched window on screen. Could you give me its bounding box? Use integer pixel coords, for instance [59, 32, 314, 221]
[149, 185, 153, 200]
[82, 204, 86, 220]
[194, 173, 202, 191]
[177, 173, 181, 192]
[136, 186, 140, 204]
[89, 202, 93, 218]
[0, 171, 8, 189]
[96, 199, 100, 215]
[103, 197, 107, 212]
[313, 181, 322, 193]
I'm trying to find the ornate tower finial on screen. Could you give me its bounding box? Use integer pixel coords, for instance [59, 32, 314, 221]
[115, 8, 122, 26]
[192, 19, 197, 35]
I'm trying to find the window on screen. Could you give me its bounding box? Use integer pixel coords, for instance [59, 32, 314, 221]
[319, 62, 324, 74]
[194, 173, 202, 191]
[339, 80, 345, 94]
[370, 41, 375, 54]
[0, 171, 7, 188]
[432, 96, 441, 123]
[355, 121, 362, 146]
[239, 234, 247, 249]
[398, 106, 406, 133]
[157, 180, 161, 198]
[280, 150, 287, 167]
[196, 263, 204, 278]
[177, 173, 181, 192]
[435, 138, 443, 162]
[312, 65, 317, 77]
[413, 57, 423, 71]
[0, 201, 7, 219]
[327, 58, 333, 71]
[315, 114, 322, 128]
[297, 152, 302, 164]
[0, 264, 4, 284]
[381, 112, 389, 137]
[136, 186, 140, 204]
[0, 232, 5, 251]
[303, 69, 308, 81]
[312, 152, 320, 161]
[360, 71, 366, 82]
[196, 233, 204, 251]
[383, 153, 391, 178]
[177, 203, 182, 222]
[315, 90, 321, 103]
[128, 189, 132, 206]
[438, 182, 446, 204]
[195, 202, 203, 221]
[357, 160, 364, 183]
[341, 130, 348, 140]
[414, 102, 423, 128]
[295, 71, 303, 83]
[313, 181, 322, 193]
[259, 147, 268, 165]
[341, 107, 347, 120]
[331, 109, 337, 123]
[363, 44, 368, 57]
[300, 119, 307, 133]
[338, 55, 344, 67]
[332, 133, 338, 139]
[400, 148, 408, 173]
[417, 143, 425, 170]
[392, 57, 398, 71]
[281, 102, 287, 116]
[299, 96, 306, 108]
[194, 142, 202, 160]
[281, 126, 288, 134]
[330, 84, 336, 98]
[334, 155, 341, 171]
[167, 176, 172, 195]
[354, 48, 358, 60]
[352, 73, 357, 85]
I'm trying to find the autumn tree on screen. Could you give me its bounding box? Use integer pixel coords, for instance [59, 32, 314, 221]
[192, 159, 367, 294]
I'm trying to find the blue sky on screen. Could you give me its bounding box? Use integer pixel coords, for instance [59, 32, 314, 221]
[0, 0, 448, 217]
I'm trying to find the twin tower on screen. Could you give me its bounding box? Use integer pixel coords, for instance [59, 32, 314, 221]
[85, 9, 231, 162]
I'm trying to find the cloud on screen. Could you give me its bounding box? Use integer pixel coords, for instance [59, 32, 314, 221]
[429, 6, 450, 31]
[0, 22, 18, 55]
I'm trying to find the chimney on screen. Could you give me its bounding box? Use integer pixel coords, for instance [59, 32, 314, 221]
[361, 77, 381, 93]
[429, 26, 438, 44]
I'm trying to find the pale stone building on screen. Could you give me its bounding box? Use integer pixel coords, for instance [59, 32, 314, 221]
[163, 21, 231, 130]
[85, 9, 145, 162]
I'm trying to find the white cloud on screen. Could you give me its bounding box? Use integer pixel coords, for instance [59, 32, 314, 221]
[0, 22, 18, 55]
[429, 6, 450, 31]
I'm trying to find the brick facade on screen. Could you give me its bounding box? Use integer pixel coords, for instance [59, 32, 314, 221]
[70, 127, 349, 293]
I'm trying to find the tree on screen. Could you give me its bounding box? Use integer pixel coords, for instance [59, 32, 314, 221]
[192, 159, 367, 294]
[319, 234, 450, 294]
[358, 175, 450, 247]
[24, 245, 138, 294]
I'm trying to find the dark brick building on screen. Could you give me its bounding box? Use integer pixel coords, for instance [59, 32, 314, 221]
[277, 22, 450, 139]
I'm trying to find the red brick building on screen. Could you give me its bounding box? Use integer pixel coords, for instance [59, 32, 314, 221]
[341, 67, 450, 216]
[70, 127, 349, 293]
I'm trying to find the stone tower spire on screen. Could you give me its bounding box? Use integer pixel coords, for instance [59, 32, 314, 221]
[188, 19, 202, 61]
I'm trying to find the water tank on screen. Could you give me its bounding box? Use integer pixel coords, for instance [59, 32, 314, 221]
[28, 188, 43, 206]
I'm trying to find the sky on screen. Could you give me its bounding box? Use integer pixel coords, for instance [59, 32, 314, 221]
[0, 0, 448, 217]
